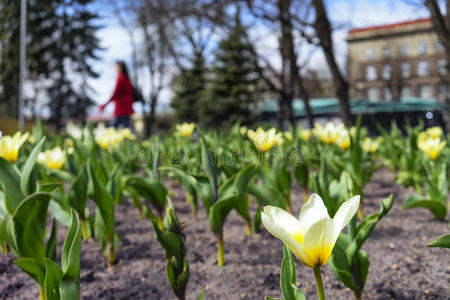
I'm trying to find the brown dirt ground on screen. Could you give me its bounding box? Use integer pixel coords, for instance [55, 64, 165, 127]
[1, 168, 449, 300]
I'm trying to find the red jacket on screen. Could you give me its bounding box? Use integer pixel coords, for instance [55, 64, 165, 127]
[107, 73, 134, 117]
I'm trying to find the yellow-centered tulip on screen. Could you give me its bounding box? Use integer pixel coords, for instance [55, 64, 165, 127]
[96, 128, 123, 150]
[361, 137, 382, 153]
[284, 131, 293, 141]
[262, 194, 360, 268]
[299, 129, 312, 141]
[418, 136, 446, 160]
[426, 126, 443, 139]
[38, 147, 65, 170]
[118, 128, 136, 140]
[175, 123, 195, 137]
[336, 130, 350, 150]
[313, 123, 344, 144]
[247, 127, 281, 152]
[0, 132, 29, 162]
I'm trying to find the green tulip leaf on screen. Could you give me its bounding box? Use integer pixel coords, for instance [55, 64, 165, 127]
[15, 257, 46, 288]
[45, 219, 58, 261]
[44, 258, 63, 300]
[88, 160, 118, 263]
[48, 170, 74, 183]
[403, 195, 447, 220]
[346, 194, 393, 265]
[247, 184, 286, 209]
[208, 195, 238, 235]
[280, 245, 305, 300]
[68, 166, 88, 216]
[428, 234, 450, 248]
[107, 164, 123, 204]
[166, 260, 178, 293]
[0, 158, 25, 214]
[20, 137, 45, 195]
[125, 176, 168, 215]
[329, 234, 358, 292]
[37, 181, 61, 193]
[12, 192, 51, 260]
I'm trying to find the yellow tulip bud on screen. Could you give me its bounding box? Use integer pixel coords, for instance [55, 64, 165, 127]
[418, 136, 446, 160]
[175, 123, 195, 137]
[38, 147, 66, 170]
[0, 132, 29, 162]
[300, 129, 312, 141]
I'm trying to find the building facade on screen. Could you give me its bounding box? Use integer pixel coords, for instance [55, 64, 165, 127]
[347, 18, 449, 102]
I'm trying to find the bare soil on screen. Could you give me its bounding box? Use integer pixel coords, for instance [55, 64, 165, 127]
[1, 168, 449, 300]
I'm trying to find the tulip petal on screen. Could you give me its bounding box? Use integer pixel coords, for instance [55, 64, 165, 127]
[261, 206, 315, 267]
[0, 136, 12, 156]
[301, 217, 335, 267]
[298, 193, 330, 229]
[262, 206, 305, 243]
[333, 195, 360, 238]
[17, 132, 29, 148]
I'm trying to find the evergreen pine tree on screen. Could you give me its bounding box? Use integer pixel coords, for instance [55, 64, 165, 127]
[0, 0, 100, 126]
[171, 51, 207, 123]
[44, 0, 101, 128]
[199, 20, 260, 129]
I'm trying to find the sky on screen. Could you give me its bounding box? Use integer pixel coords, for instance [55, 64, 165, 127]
[89, 0, 434, 117]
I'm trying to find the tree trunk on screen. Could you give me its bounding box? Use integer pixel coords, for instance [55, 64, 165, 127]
[278, 96, 289, 130]
[278, 0, 314, 128]
[278, 0, 295, 130]
[312, 0, 351, 126]
[425, 0, 450, 51]
[145, 94, 158, 136]
[296, 74, 314, 128]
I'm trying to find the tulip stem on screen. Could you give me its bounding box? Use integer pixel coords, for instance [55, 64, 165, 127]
[217, 235, 224, 267]
[313, 267, 326, 300]
[2, 241, 8, 254]
[357, 195, 365, 220]
[157, 215, 164, 229]
[39, 288, 46, 300]
[107, 244, 116, 265]
[81, 220, 89, 241]
[245, 222, 252, 236]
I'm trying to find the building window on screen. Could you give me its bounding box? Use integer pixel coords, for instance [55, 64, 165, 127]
[366, 47, 375, 60]
[382, 46, 391, 58]
[382, 64, 392, 80]
[383, 87, 393, 101]
[365, 65, 377, 81]
[399, 44, 409, 56]
[437, 58, 448, 75]
[417, 61, 430, 77]
[367, 88, 379, 100]
[420, 84, 432, 98]
[401, 86, 412, 98]
[400, 62, 411, 78]
[436, 41, 445, 52]
[417, 41, 427, 55]
[438, 83, 449, 98]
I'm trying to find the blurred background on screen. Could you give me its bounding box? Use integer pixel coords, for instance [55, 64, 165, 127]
[0, 0, 449, 137]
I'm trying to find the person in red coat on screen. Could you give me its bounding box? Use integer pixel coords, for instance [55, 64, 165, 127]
[99, 61, 135, 128]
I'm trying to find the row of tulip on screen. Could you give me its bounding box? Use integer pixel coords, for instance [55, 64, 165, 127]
[0, 119, 448, 300]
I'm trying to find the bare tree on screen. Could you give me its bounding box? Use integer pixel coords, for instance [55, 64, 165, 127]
[118, 0, 176, 135]
[165, 0, 229, 70]
[311, 0, 351, 125]
[425, 0, 450, 51]
[247, 0, 314, 129]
